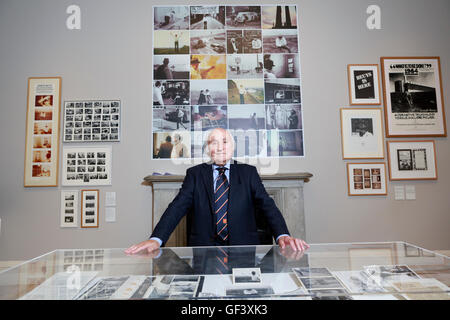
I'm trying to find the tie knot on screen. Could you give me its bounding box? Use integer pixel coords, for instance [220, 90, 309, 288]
[216, 167, 227, 175]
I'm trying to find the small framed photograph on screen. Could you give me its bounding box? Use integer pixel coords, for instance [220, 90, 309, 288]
[340, 108, 384, 159]
[81, 189, 99, 228]
[347, 162, 387, 196]
[60, 190, 78, 228]
[232, 268, 262, 285]
[380, 56, 446, 137]
[387, 140, 437, 180]
[24, 77, 62, 187]
[347, 64, 381, 105]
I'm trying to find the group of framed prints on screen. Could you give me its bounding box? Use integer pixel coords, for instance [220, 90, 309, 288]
[24, 77, 119, 228]
[343, 57, 445, 196]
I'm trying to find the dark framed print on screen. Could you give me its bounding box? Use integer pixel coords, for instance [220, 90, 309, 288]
[347, 64, 381, 105]
[380, 57, 446, 137]
[81, 189, 99, 228]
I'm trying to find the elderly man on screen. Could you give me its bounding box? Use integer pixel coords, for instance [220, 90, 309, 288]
[125, 128, 309, 254]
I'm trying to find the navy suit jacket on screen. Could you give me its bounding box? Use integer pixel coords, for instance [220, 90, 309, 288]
[150, 160, 290, 246]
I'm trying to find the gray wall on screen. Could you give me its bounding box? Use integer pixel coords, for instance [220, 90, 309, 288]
[0, 0, 449, 261]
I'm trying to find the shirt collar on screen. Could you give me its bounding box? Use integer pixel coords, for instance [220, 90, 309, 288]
[212, 160, 231, 170]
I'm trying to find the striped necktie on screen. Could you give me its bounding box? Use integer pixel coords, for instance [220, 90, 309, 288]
[214, 167, 229, 241]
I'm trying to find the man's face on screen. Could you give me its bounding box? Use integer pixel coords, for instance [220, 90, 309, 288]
[208, 129, 234, 165]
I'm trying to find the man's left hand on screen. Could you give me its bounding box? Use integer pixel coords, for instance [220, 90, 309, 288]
[278, 236, 309, 252]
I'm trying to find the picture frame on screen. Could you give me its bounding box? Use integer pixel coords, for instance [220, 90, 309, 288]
[24, 77, 61, 187]
[340, 108, 384, 159]
[232, 268, 262, 285]
[386, 140, 437, 180]
[380, 56, 446, 137]
[346, 162, 387, 196]
[61, 145, 112, 186]
[60, 190, 79, 228]
[81, 189, 99, 228]
[347, 64, 381, 105]
[63, 100, 121, 142]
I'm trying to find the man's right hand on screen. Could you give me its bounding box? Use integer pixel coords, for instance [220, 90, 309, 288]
[124, 239, 160, 255]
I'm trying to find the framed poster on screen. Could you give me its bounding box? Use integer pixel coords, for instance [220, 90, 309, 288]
[63, 100, 121, 142]
[386, 140, 437, 180]
[60, 190, 78, 228]
[81, 189, 99, 228]
[347, 64, 381, 105]
[62, 146, 112, 186]
[346, 162, 387, 196]
[340, 108, 384, 159]
[24, 77, 61, 187]
[380, 57, 446, 137]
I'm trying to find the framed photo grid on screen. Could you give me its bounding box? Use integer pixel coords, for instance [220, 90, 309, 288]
[152, 5, 305, 159]
[24, 77, 62, 187]
[61, 146, 112, 186]
[386, 140, 437, 181]
[346, 162, 387, 196]
[347, 64, 381, 105]
[340, 108, 384, 159]
[63, 100, 121, 142]
[81, 189, 99, 228]
[380, 56, 446, 137]
[60, 190, 79, 228]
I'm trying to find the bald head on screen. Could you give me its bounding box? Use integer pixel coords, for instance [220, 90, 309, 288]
[206, 128, 235, 166]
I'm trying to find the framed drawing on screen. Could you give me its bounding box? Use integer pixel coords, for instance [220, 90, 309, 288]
[24, 77, 61, 187]
[62, 145, 112, 186]
[386, 140, 437, 180]
[380, 57, 446, 137]
[346, 162, 387, 196]
[340, 108, 384, 159]
[63, 100, 121, 142]
[347, 64, 381, 105]
[60, 190, 78, 228]
[81, 189, 99, 228]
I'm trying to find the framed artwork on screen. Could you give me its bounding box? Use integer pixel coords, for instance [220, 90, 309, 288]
[81, 189, 99, 228]
[340, 108, 384, 159]
[347, 64, 381, 105]
[60, 190, 79, 228]
[346, 162, 387, 196]
[24, 77, 61, 187]
[62, 146, 112, 186]
[63, 100, 121, 142]
[386, 140, 437, 180]
[380, 57, 446, 137]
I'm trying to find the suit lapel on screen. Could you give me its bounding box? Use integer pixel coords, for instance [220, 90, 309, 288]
[228, 160, 241, 233]
[201, 162, 214, 214]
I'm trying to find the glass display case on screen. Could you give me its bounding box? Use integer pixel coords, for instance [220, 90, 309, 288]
[0, 241, 448, 300]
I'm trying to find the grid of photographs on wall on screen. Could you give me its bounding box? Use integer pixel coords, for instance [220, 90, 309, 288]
[60, 190, 78, 228]
[81, 189, 99, 228]
[63, 100, 121, 142]
[61, 146, 112, 186]
[346, 163, 387, 196]
[152, 5, 304, 159]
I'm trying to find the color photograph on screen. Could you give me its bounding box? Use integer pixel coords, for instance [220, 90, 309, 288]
[228, 79, 264, 104]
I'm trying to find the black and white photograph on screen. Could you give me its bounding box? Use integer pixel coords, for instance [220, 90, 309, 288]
[225, 286, 274, 297]
[153, 80, 190, 106]
[293, 267, 333, 278]
[263, 53, 300, 79]
[154, 6, 189, 30]
[191, 131, 209, 159]
[62, 146, 112, 186]
[242, 30, 262, 54]
[227, 54, 263, 79]
[348, 64, 381, 105]
[381, 57, 446, 137]
[267, 129, 303, 157]
[153, 105, 191, 131]
[228, 104, 265, 130]
[232, 129, 268, 158]
[309, 289, 353, 300]
[81, 189, 99, 228]
[190, 30, 226, 54]
[387, 140, 437, 180]
[264, 78, 301, 104]
[190, 80, 228, 105]
[261, 5, 297, 29]
[266, 104, 302, 130]
[153, 55, 190, 80]
[190, 6, 225, 30]
[362, 265, 420, 287]
[333, 271, 387, 294]
[232, 268, 262, 285]
[60, 190, 78, 228]
[226, 30, 243, 54]
[63, 100, 121, 142]
[228, 79, 265, 104]
[262, 29, 298, 53]
[299, 276, 344, 290]
[191, 105, 227, 131]
[225, 6, 261, 29]
[153, 131, 191, 159]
